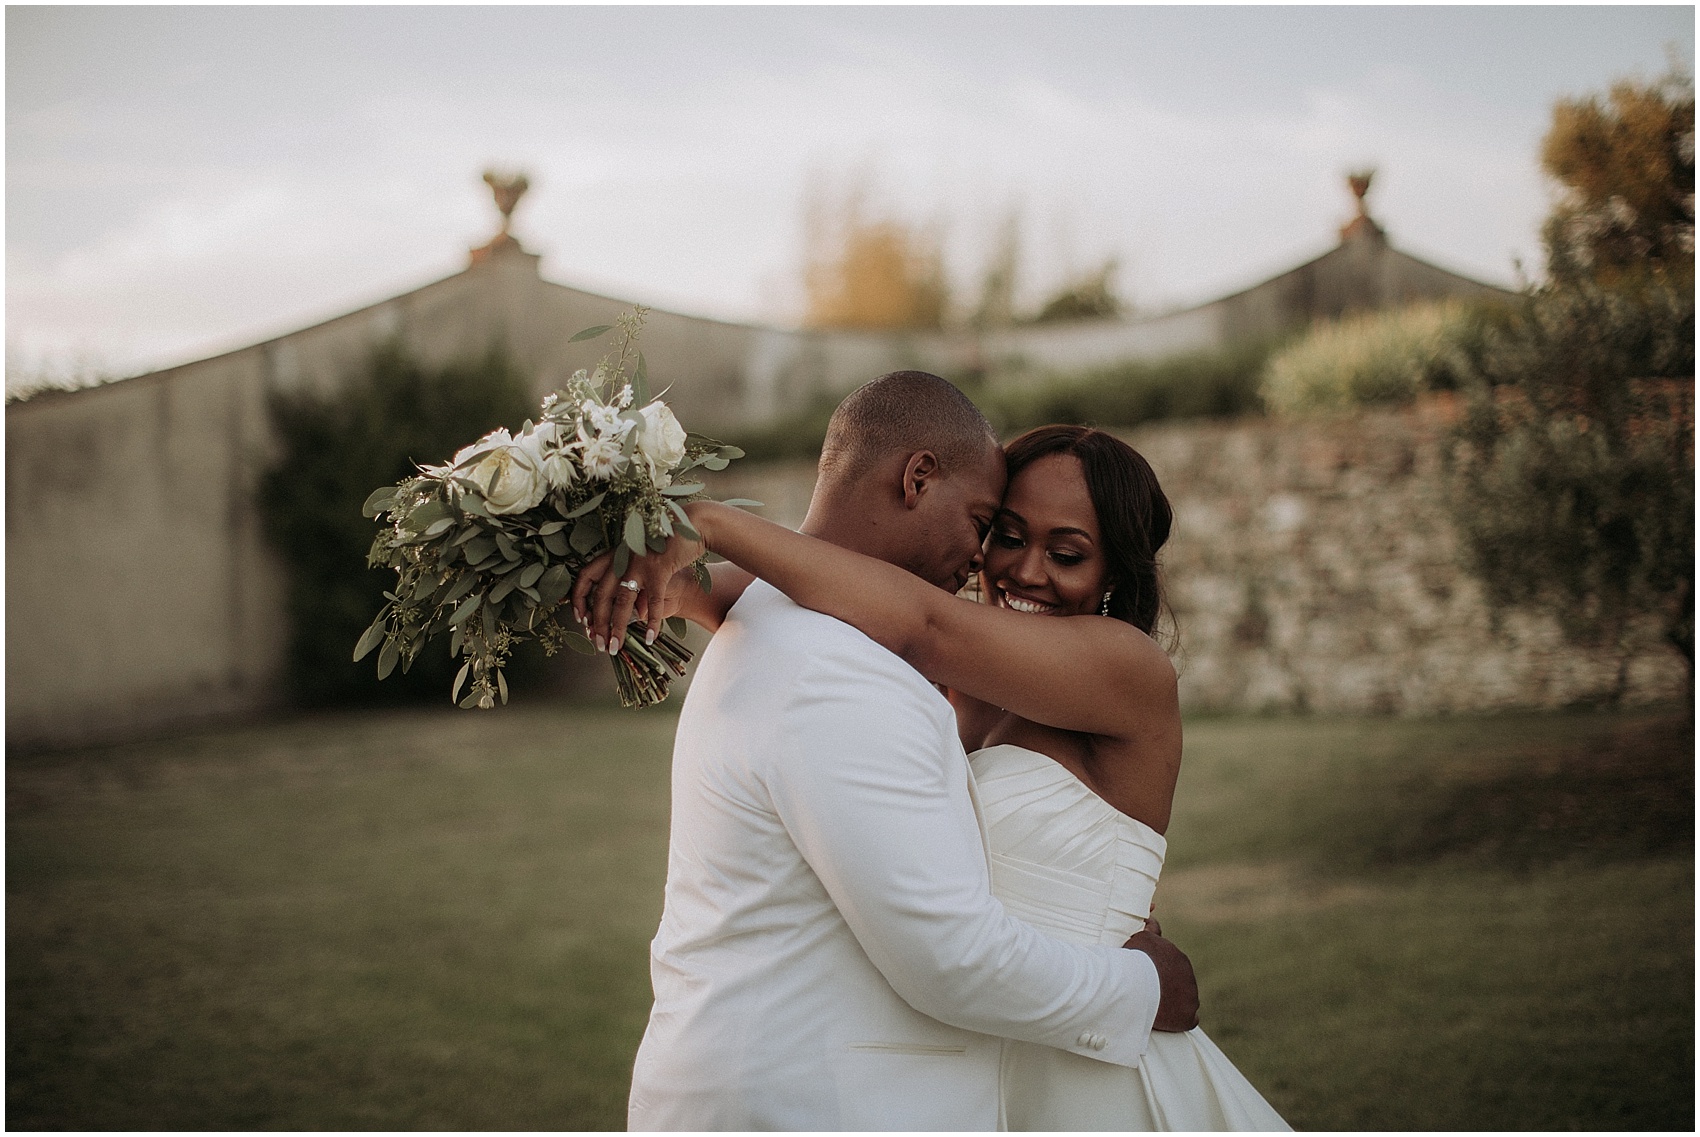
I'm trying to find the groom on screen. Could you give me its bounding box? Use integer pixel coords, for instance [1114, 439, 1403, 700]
[625, 372, 1197, 1130]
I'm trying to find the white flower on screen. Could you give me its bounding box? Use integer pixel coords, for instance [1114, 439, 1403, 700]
[452, 427, 512, 470]
[582, 401, 628, 439]
[514, 421, 577, 492]
[541, 450, 577, 491]
[634, 401, 688, 474]
[613, 384, 634, 410]
[580, 433, 629, 481]
[465, 439, 546, 515]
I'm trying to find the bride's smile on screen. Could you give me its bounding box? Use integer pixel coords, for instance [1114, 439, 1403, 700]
[983, 451, 1110, 620]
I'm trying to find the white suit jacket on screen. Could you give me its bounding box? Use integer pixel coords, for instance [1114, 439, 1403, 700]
[627, 581, 1161, 1131]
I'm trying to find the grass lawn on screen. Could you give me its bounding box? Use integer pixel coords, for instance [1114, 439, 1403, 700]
[7, 703, 1692, 1130]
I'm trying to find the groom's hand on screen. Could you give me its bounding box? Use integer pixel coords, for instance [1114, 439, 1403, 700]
[1123, 921, 1199, 1032]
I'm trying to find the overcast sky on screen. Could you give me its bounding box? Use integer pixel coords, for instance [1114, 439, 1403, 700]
[6, 4, 1693, 387]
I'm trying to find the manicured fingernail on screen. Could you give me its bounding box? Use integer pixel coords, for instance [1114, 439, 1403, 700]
[593, 635, 605, 652]
[645, 628, 658, 645]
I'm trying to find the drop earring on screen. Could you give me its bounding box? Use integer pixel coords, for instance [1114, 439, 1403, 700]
[1099, 590, 1113, 617]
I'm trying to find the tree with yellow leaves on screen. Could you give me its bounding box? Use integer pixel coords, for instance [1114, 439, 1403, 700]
[802, 179, 948, 331]
[1541, 64, 1694, 286]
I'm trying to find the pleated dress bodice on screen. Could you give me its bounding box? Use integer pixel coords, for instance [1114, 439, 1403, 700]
[968, 742, 1292, 1132]
[968, 743, 1166, 948]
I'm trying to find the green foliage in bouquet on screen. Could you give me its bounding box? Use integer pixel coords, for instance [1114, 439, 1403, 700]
[356, 310, 750, 709]
[259, 341, 537, 705]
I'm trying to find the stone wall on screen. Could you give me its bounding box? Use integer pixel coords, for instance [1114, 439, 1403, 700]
[706, 408, 1688, 716]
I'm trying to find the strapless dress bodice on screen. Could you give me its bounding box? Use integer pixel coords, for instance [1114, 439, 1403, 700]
[969, 744, 1166, 949]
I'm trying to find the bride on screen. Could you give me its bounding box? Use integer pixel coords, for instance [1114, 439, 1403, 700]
[575, 423, 1289, 1131]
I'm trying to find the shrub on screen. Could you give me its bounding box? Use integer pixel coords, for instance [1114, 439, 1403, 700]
[1448, 278, 1694, 689]
[722, 338, 1279, 461]
[1258, 301, 1496, 415]
[258, 342, 540, 705]
[984, 337, 1278, 434]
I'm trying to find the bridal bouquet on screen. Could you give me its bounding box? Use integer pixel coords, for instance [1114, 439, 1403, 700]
[355, 308, 750, 709]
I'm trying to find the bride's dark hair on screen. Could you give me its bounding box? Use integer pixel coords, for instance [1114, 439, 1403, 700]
[1001, 425, 1175, 645]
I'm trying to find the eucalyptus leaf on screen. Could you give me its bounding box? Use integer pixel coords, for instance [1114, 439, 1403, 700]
[353, 621, 386, 662]
[518, 563, 545, 588]
[666, 616, 688, 639]
[569, 324, 613, 342]
[633, 353, 649, 406]
[662, 482, 705, 497]
[494, 531, 518, 561]
[497, 668, 509, 705]
[701, 456, 729, 471]
[647, 532, 668, 553]
[491, 577, 517, 604]
[623, 510, 647, 556]
[717, 445, 746, 460]
[361, 486, 399, 518]
[444, 573, 477, 604]
[562, 492, 606, 519]
[542, 531, 570, 556]
[570, 514, 603, 555]
[449, 592, 483, 627]
[537, 563, 573, 607]
[563, 630, 596, 655]
[452, 661, 471, 703]
[424, 518, 454, 537]
[376, 640, 400, 680]
[537, 521, 567, 535]
[666, 500, 700, 542]
[411, 499, 450, 526]
[721, 498, 763, 508]
[611, 544, 631, 579]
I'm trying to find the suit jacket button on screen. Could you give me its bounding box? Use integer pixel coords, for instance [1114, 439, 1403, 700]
[1076, 1031, 1095, 1048]
[1092, 1034, 1108, 1050]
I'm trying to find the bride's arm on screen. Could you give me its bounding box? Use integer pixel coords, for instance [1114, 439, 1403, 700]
[583, 501, 1174, 742]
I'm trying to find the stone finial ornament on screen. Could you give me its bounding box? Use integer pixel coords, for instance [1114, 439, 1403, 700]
[483, 170, 530, 234]
[470, 169, 533, 264]
[1340, 167, 1385, 243]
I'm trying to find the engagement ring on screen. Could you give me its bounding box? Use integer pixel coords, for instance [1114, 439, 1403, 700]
[618, 579, 641, 593]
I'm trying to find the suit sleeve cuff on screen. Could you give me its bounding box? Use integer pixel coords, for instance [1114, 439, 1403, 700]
[1075, 945, 1163, 1067]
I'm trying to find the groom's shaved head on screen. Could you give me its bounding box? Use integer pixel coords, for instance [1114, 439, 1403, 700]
[819, 371, 997, 484]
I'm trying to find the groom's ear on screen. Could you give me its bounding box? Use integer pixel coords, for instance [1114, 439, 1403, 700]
[900, 450, 940, 510]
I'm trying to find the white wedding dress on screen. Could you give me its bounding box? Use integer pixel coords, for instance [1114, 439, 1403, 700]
[971, 743, 1292, 1132]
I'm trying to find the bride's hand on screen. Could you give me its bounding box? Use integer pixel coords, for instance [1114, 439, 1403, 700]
[572, 531, 707, 653]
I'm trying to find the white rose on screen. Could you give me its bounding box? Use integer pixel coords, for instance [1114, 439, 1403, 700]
[580, 433, 629, 481]
[634, 401, 688, 474]
[452, 427, 512, 469]
[467, 442, 546, 515]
